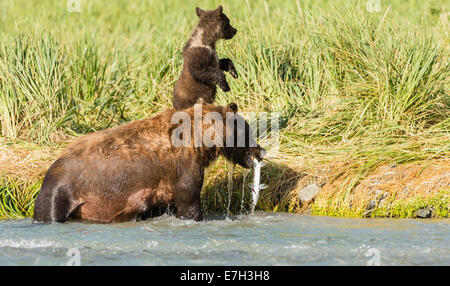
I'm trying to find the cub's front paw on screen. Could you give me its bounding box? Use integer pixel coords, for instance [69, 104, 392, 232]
[221, 82, 231, 92]
[228, 63, 238, 79]
[229, 67, 238, 79]
[218, 79, 231, 92]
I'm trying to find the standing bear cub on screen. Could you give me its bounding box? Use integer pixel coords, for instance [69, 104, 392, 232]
[172, 5, 238, 110]
[33, 103, 265, 223]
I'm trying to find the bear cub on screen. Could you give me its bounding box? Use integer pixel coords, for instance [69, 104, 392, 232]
[172, 5, 238, 110]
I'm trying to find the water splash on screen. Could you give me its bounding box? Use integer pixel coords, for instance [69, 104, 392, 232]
[226, 161, 235, 218]
[240, 169, 251, 215]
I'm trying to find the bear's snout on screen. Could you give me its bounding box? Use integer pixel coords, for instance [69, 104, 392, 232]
[242, 146, 266, 169]
[225, 27, 237, 39]
[231, 27, 237, 37]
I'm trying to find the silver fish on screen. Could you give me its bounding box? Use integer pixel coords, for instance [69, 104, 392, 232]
[249, 158, 267, 213]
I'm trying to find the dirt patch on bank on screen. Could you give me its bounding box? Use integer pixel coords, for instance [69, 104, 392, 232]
[289, 159, 449, 217]
[351, 160, 450, 209]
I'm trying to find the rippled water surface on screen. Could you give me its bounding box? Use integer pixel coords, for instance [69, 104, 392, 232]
[0, 212, 448, 265]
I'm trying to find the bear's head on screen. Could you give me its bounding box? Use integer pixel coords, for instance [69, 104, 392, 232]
[195, 5, 237, 41]
[221, 103, 266, 169]
[169, 102, 266, 169]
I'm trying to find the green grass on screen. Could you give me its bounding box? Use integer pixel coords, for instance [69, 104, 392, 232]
[370, 189, 450, 218]
[310, 189, 450, 218]
[0, 0, 449, 218]
[0, 177, 41, 219]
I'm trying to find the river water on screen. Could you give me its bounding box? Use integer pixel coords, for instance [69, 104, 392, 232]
[0, 212, 448, 265]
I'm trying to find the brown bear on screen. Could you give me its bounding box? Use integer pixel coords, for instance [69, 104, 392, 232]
[172, 5, 238, 110]
[33, 102, 265, 223]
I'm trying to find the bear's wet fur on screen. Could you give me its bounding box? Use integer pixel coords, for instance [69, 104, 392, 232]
[172, 5, 238, 110]
[33, 103, 265, 223]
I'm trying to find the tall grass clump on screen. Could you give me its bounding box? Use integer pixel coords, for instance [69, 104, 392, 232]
[0, 34, 143, 143]
[0, 177, 41, 219]
[0, 34, 74, 142]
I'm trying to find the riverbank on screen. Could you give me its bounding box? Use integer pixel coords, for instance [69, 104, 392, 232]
[1, 140, 448, 219]
[203, 157, 450, 218]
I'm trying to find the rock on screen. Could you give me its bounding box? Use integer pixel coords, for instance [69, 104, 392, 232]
[366, 200, 377, 210]
[298, 183, 321, 203]
[414, 207, 433, 218]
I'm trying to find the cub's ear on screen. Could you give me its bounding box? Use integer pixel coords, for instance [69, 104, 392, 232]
[216, 5, 223, 15]
[227, 102, 238, 112]
[196, 7, 205, 17]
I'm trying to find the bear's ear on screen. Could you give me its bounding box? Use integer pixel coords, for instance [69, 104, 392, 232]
[196, 7, 205, 17]
[215, 5, 223, 15]
[227, 102, 238, 113]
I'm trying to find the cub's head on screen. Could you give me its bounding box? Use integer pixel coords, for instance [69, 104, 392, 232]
[195, 6, 237, 40]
